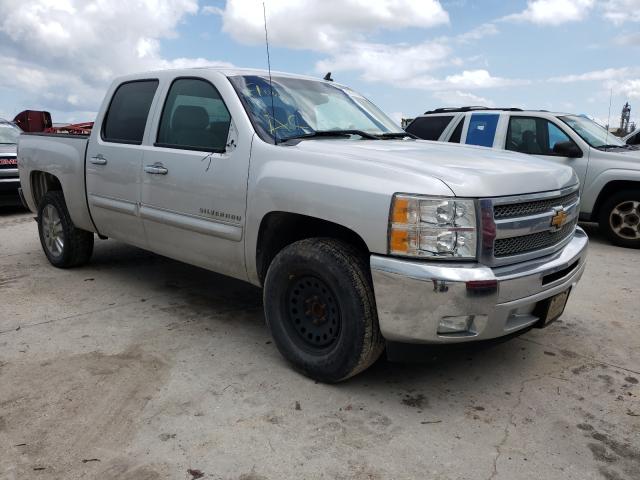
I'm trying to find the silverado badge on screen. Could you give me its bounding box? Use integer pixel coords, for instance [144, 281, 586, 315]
[550, 207, 569, 231]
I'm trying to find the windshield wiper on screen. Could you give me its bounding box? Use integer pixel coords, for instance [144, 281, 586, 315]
[374, 132, 417, 139]
[598, 144, 629, 150]
[280, 129, 379, 142]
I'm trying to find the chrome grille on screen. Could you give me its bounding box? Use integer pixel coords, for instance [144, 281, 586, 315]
[494, 220, 577, 257]
[494, 191, 579, 219]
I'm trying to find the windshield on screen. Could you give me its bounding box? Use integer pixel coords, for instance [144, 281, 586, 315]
[559, 115, 625, 148]
[229, 75, 403, 142]
[0, 122, 21, 144]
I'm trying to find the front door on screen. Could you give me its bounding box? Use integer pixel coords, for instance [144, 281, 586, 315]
[86, 79, 159, 247]
[139, 77, 250, 280]
[504, 115, 588, 188]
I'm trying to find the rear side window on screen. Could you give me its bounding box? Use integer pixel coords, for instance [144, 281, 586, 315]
[103, 80, 158, 144]
[157, 78, 231, 152]
[465, 113, 499, 147]
[628, 132, 640, 145]
[405, 116, 454, 140]
[448, 119, 463, 143]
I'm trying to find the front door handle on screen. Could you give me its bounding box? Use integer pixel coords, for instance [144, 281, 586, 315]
[90, 154, 107, 165]
[144, 163, 168, 175]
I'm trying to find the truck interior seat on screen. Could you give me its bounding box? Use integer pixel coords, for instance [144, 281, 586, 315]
[171, 105, 210, 148]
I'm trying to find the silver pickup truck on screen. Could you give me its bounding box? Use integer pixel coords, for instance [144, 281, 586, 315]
[18, 68, 588, 382]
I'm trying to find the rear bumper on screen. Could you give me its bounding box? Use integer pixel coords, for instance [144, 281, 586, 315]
[370, 227, 588, 344]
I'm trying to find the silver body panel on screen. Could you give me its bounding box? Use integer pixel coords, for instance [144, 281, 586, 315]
[17, 67, 587, 346]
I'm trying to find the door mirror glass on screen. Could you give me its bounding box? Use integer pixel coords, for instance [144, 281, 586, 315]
[553, 140, 583, 158]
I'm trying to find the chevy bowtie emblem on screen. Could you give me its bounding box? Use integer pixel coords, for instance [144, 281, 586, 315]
[550, 207, 569, 231]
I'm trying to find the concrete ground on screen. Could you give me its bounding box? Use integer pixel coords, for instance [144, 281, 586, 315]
[0, 207, 638, 480]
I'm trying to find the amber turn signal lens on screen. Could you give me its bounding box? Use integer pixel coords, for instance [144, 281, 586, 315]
[389, 229, 408, 253]
[391, 197, 410, 224]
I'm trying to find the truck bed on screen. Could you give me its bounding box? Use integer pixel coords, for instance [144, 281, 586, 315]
[18, 132, 95, 232]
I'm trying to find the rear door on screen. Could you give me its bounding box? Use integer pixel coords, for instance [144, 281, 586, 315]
[139, 76, 250, 280]
[86, 79, 159, 247]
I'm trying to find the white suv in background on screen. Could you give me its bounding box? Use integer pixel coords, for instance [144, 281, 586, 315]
[624, 128, 640, 146]
[406, 107, 640, 248]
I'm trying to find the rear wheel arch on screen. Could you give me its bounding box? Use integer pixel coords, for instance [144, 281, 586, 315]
[255, 211, 371, 285]
[30, 170, 63, 208]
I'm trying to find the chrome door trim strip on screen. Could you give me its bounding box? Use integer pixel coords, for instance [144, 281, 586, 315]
[139, 205, 243, 242]
[88, 194, 138, 216]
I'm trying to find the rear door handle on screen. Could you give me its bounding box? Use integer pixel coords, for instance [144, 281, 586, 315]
[90, 154, 107, 165]
[144, 163, 168, 175]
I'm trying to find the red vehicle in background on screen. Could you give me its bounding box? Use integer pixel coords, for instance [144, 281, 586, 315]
[13, 110, 93, 135]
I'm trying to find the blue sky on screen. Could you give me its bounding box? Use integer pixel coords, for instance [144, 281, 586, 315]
[0, 0, 638, 128]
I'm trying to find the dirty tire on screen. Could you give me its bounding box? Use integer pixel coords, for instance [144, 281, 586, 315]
[37, 190, 94, 268]
[263, 238, 384, 383]
[598, 189, 640, 249]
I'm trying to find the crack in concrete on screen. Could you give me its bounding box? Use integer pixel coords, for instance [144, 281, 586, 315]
[488, 375, 538, 480]
[517, 337, 640, 376]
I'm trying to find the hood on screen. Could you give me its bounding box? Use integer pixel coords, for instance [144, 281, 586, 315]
[291, 139, 577, 197]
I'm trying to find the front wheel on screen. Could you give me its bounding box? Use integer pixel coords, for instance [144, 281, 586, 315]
[263, 238, 384, 383]
[37, 191, 94, 267]
[598, 190, 640, 248]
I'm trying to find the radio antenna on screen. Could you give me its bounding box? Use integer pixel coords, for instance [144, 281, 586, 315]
[263, 2, 277, 144]
[605, 87, 613, 146]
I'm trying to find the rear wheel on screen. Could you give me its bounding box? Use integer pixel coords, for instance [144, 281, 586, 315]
[37, 191, 94, 267]
[599, 190, 640, 249]
[263, 238, 384, 382]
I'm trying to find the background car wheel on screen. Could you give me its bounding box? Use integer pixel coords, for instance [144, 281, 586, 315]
[263, 238, 384, 382]
[37, 191, 94, 267]
[599, 190, 640, 249]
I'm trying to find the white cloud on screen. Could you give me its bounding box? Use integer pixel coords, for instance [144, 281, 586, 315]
[0, 0, 232, 119]
[614, 32, 640, 45]
[455, 23, 499, 43]
[607, 79, 640, 99]
[602, 0, 640, 24]
[503, 0, 595, 26]
[208, 0, 450, 51]
[316, 40, 452, 84]
[432, 90, 494, 107]
[550, 67, 640, 83]
[443, 69, 525, 88]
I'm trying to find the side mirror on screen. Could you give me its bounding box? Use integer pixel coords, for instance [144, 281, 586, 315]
[553, 141, 582, 158]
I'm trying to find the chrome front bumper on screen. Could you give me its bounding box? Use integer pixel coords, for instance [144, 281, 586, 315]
[371, 227, 588, 344]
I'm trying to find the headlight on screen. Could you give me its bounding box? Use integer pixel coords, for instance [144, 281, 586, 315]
[389, 194, 477, 259]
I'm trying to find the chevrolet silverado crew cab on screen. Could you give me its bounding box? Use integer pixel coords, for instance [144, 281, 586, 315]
[406, 107, 640, 248]
[0, 118, 22, 205]
[18, 69, 588, 382]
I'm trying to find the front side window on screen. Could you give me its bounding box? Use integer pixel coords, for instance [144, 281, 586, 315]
[507, 116, 577, 155]
[103, 80, 158, 144]
[629, 132, 640, 146]
[157, 78, 231, 152]
[0, 122, 21, 144]
[405, 116, 454, 141]
[465, 113, 499, 147]
[229, 75, 403, 142]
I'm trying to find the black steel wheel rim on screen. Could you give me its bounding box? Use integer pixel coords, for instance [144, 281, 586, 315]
[285, 275, 341, 351]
